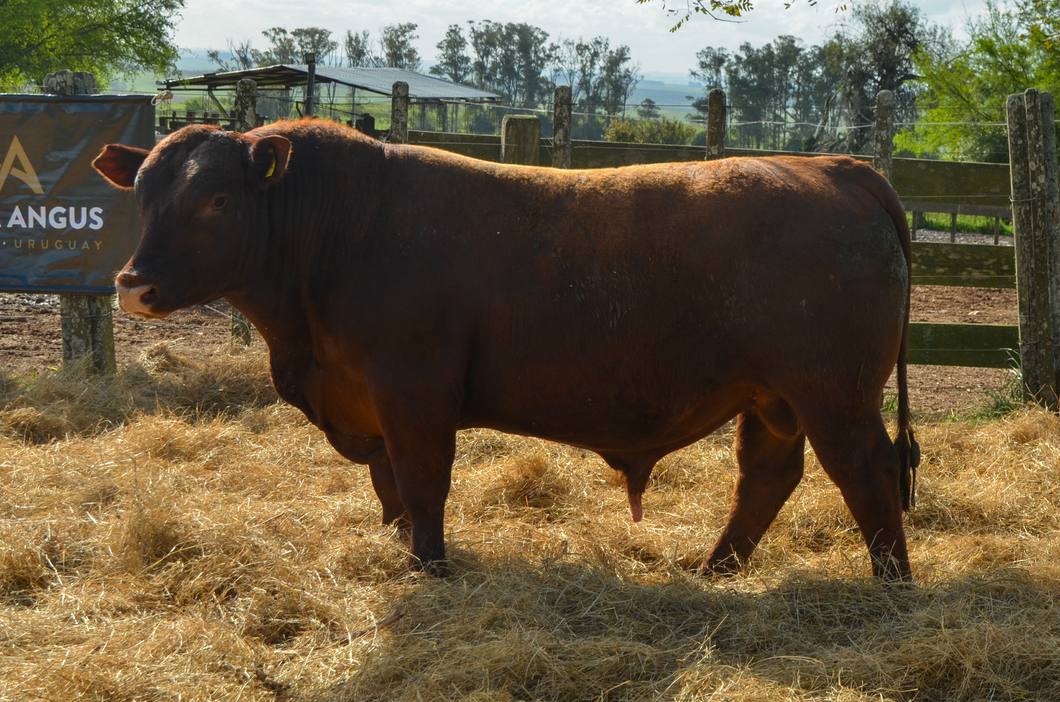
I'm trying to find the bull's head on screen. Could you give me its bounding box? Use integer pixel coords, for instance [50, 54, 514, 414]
[93, 125, 291, 318]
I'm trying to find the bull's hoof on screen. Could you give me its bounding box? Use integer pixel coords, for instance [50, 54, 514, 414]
[696, 554, 742, 578]
[410, 555, 449, 578]
[873, 560, 913, 584]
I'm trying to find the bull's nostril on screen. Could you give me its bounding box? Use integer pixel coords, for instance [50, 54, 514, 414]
[115, 278, 161, 317]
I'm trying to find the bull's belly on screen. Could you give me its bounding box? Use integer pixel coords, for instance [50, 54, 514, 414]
[460, 376, 755, 454]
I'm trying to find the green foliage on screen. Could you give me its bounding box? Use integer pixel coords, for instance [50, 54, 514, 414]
[555, 37, 640, 115]
[636, 0, 755, 30]
[881, 391, 899, 416]
[954, 357, 1024, 420]
[686, 2, 936, 153]
[636, 98, 661, 120]
[378, 23, 421, 71]
[912, 213, 1014, 237]
[1020, 0, 1060, 49]
[603, 116, 697, 144]
[180, 97, 210, 114]
[0, 0, 183, 87]
[254, 27, 338, 65]
[343, 30, 372, 68]
[897, 0, 1059, 162]
[468, 21, 557, 108]
[636, 0, 852, 31]
[430, 25, 472, 84]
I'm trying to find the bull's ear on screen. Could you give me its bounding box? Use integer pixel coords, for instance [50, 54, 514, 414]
[92, 144, 150, 189]
[250, 135, 291, 188]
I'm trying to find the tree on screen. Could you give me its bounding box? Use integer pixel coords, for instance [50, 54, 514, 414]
[344, 30, 372, 68]
[0, 0, 183, 87]
[690, 46, 729, 90]
[838, 1, 933, 124]
[245, 27, 338, 66]
[430, 25, 472, 84]
[636, 98, 661, 119]
[686, 2, 935, 154]
[897, 0, 1053, 161]
[554, 37, 607, 109]
[291, 27, 338, 64]
[207, 39, 262, 73]
[598, 44, 640, 116]
[467, 21, 556, 107]
[378, 23, 421, 71]
[554, 37, 638, 115]
[259, 27, 300, 65]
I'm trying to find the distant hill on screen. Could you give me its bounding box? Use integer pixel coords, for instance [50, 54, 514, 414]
[627, 83, 702, 122]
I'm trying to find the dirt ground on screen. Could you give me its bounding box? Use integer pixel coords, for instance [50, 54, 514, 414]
[0, 230, 1022, 418]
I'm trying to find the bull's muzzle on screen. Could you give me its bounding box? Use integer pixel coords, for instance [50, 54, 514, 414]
[115, 270, 162, 318]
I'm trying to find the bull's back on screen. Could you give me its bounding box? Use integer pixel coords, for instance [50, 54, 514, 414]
[448, 155, 908, 441]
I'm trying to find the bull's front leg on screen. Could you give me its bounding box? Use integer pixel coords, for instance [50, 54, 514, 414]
[383, 435, 455, 576]
[366, 363, 462, 577]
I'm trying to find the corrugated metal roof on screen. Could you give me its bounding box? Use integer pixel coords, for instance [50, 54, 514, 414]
[160, 64, 500, 102]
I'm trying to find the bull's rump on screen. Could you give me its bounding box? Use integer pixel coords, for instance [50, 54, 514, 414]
[455, 155, 908, 444]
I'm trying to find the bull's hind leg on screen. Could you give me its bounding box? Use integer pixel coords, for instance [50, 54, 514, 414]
[800, 410, 910, 581]
[703, 397, 805, 575]
[321, 432, 410, 532]
[368, 457, 410, 532]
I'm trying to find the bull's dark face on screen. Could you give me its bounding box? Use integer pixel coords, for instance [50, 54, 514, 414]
[92, 126, 291, 318]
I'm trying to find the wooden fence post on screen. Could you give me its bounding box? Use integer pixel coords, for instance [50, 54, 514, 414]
[229, 78, 258, 348]
[502, 115, 541, 166]
[1022, 88, 1058, 408]
[705, 88, 726, 161]
[44, 70, 118, 375]
[1043, 92, 1060, 397]
[552, 85, 572, 169]
[1007, 89, 1058, 408]
[872, 90, 895, 181]
[390, 82, 409, 144]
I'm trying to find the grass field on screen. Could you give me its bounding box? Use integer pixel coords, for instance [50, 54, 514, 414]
[2, 344, 1060, 701]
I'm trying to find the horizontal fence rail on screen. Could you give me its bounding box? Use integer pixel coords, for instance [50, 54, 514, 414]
[908, 323, 1019, 368]
[911, 242, 1014, 289]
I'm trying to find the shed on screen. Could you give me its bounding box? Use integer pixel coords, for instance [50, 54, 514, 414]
[157, 64, 500, 135]
[159, 64, 499, 103]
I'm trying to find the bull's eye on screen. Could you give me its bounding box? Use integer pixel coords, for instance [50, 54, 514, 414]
[212, 196, 228, 209]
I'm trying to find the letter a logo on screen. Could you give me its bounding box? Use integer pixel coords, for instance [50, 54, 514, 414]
[0, 136, 44, 194]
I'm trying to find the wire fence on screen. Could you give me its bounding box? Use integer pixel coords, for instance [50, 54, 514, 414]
[6, 81, 1031, 162]
[138, 85, 1031, 160]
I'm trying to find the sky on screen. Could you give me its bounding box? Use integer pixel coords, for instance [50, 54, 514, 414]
[173, 0, 993, 82]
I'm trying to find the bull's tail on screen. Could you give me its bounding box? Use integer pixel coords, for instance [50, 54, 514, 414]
[839, 158, 921, 510]
[894, 321, 920, 510]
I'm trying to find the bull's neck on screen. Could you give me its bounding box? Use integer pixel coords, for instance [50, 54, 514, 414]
[220, 135, 387, 379]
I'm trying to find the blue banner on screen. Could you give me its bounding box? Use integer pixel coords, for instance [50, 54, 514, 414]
[0, 95, 154, 293]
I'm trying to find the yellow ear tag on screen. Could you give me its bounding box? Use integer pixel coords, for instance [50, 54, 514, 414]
[264, 150, 276, 179]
